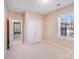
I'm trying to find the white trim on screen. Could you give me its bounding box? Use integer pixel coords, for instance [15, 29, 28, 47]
[9, 18, 13, 49]
[59, 36, 74, 40]
[58, 17, 61, 37]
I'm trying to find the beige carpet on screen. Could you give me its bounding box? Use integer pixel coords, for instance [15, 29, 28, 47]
[5, 41, 73, 59]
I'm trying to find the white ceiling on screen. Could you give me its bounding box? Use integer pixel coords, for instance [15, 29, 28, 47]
[6, 0, 74, 15]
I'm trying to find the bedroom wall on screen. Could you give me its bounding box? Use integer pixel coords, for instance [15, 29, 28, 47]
[9, 11, 24, 20]
[45, 3, 74, 49]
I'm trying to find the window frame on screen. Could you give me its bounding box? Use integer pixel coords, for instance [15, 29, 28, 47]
[58, 15, 74, 40]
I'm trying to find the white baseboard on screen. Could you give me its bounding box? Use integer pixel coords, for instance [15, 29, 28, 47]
[45, 40, 73, 53]
[27, 40, 41, 44]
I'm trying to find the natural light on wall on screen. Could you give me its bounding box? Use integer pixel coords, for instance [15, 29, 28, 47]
[42, 0, 48, 4]
[36, 0, 49, 5]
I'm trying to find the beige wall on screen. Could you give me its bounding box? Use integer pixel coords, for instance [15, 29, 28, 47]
[45, 3, 74, 49]
[9, 11, 24, 20]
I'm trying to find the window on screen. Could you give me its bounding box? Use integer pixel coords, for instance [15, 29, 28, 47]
[13, 22, 21, 35]
[60, 27, 67, 36]
[59, 13, 74, 38]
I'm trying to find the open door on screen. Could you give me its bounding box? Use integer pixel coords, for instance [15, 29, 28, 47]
[7, 19, 10, 49]
[7, 18, 14, 49]
[7, 18, 13, 49]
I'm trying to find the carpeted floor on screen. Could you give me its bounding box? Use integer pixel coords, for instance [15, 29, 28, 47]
[5, 41, 73, 59]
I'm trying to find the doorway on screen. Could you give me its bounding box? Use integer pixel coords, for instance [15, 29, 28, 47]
[7, 19, 23, 49]
[12, 20, 23, 47]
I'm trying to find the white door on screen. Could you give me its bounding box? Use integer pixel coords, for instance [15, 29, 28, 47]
[28, 19, 42, 43]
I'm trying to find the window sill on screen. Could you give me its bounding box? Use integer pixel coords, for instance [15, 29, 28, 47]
[59, 36, 74, 40]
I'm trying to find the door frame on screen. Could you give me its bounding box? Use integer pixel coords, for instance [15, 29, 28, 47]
[12, 20, 23, 41]
[9, 19, 23, 49]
